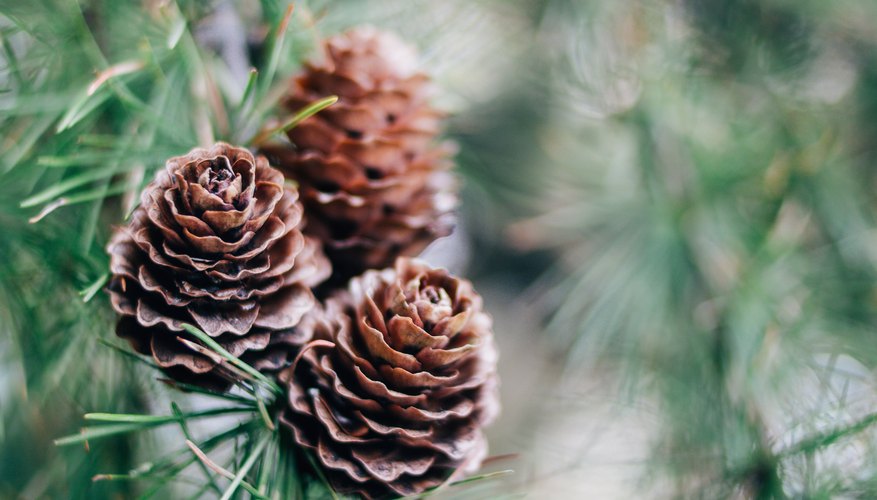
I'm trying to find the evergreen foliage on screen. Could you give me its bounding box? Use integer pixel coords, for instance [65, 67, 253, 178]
[4, 0, 877, 498]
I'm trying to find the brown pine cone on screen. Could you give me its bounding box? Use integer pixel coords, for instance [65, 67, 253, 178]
[262, 27, 457, 284]
[279, 258, 499, 498]
[107, 143, 331, 389]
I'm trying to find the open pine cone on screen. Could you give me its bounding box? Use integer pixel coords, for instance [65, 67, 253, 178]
[262, 27, 457, 284]
[107, 143, 331, 388]
[279, 258, 499, 498]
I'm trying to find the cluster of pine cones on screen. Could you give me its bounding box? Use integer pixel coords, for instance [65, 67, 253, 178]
[106, 27, 499, 498]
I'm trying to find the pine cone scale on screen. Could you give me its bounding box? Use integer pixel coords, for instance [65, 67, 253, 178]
[351, 447, 436, 482]
[316, 436, 374, 485]
[347, 364, 424, 406]
[252, 284, 315, 330]
[357, 321, 421, 371]
[187, 300, 260, 336]
[137, 266, 194, 307]
[151, 335, 216, 373]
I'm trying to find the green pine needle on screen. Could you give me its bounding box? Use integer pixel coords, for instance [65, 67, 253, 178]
[79, 272, 109, 302]
[172, 402, 224, 496]
[181, 323, 283, 395]
[55, 407, 256, 446]
[248, 95, 338, 146]
[219, 433, 271, 500]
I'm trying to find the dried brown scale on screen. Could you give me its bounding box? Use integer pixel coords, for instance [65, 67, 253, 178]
[261, 27, 458, 284]
[280, 258, 499, 498]
[107, 143, 331, 389]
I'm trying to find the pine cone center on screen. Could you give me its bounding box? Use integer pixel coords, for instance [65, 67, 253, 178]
[407, 281, 453, 328]
[196, 157, 243, 206]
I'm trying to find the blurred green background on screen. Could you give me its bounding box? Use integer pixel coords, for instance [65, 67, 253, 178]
[4, 0, 877, 498]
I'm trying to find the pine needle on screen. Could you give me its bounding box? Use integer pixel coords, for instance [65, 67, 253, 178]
[181, 324, 283, 395]
[79, 272, 108, 302]
[173, 403, 223, 496]
[248, 95, 338, 145]
[219, 433, 271, 500]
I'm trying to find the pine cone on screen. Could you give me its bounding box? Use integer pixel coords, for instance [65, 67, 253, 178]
[279, 258, 499, 498]
[262, 27, 457, 284]
[107, 143, 331, 388]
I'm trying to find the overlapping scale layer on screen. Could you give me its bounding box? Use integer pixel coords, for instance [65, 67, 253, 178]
[280, 258, 499, 498]
[262, 27, 457, 284]
[107, 143, 331, 388]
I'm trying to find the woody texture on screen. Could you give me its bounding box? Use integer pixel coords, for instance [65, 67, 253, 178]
[263, 27, 457, 284]
[280, 258, 499, 498]
[107, 143, 331, 388]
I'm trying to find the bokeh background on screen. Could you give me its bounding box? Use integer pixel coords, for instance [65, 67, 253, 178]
[4, 0, 877, 498]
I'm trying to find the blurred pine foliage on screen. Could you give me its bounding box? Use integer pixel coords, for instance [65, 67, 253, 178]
[4, 0, 877, 498]
[489, 0, 877, 497]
